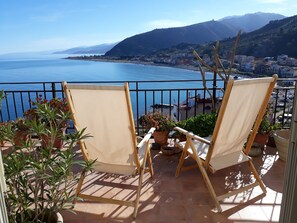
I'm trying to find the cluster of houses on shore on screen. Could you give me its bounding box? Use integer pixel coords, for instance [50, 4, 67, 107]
[235, 54, 297, 77]
[142, 53, 297, 78]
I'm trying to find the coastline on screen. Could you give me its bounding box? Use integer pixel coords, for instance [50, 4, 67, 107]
[66, 56, 201, 72]
[65, 56, 254, 79]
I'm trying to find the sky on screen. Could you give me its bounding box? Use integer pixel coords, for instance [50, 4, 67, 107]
[1, 0, 297, 54]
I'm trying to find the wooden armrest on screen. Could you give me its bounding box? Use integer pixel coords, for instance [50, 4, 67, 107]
[137, 127, 155, 148]
[174, 127, 211, 145]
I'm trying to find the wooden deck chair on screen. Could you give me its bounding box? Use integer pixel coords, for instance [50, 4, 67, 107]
[174, 75, 278, 212]
[63, 82, 155, 218]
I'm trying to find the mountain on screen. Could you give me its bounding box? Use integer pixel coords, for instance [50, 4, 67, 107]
[54, 42, 118, 54]
[219, 12, 285, 32]
[105, 12, 285, 57]
[211, 15, 297, 58]
[152, 15, 297, 58]
[105, 21, 239, 57]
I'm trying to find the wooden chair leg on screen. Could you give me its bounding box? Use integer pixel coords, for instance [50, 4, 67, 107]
[175, 149, 187, 177]
[133, 145, 150, 219]
[147, 148, 154, 178]
[188, 140, 222, 212]
[73, 170, 86, 205]
[248, 160, 267, 193]
[175, 140, 191, 177]
[133, 165, 145, 219]
[198, 163, 222, 212]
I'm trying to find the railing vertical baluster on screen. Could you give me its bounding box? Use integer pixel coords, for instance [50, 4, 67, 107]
[20, 92, 25, 113]
[283, 89, 288, 127]
[194, 89, 197, 116]
[0, 109, 3, 122]
[12, 92, 17, 118]
[169, 90, 172, 119]
[283, 89, 289, 127]
[152, 91, 155, 113]
[61, 83, 65, 98]
[177, 90, 180, 121]
[144, 90, 147, 115]
[186, 90, 189, 119]
[5, 92, 10, 120]
[135, 82, 139, 134]
[213, 75, 217, 112]
[28, 92, 32, 108]
[161, 90, 163, 114]
[203, 88, 206, 114]
[43, 83, 47, 99]
[51, 82, 56, 98]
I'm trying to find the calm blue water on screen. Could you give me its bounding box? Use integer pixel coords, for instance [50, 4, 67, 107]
[0, 53, 223, 121]
[0, 53, 207, 83]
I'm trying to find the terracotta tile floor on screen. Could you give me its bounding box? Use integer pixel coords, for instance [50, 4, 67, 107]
[62, 145, 285, 223]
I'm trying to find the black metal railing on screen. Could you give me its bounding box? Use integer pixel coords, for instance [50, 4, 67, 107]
[0, 78, 295, 134]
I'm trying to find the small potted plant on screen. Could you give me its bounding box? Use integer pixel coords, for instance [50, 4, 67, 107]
[1, 97, 93, 223]
[23, 97, 70, 149]
[11, 118, 30, 147]
[139, 111, 175, 147]
[254, 103, 280, 147]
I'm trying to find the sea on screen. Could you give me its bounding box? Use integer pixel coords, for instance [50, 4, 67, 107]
[0, 52, 223, 121]
[0, 52, 218, 83]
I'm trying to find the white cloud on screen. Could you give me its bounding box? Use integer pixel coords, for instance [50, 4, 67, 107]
[146, 19, 186, 30]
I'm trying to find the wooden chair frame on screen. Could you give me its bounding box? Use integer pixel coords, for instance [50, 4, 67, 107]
[63, 82, 155, 218]
[175, 75, 278, 212]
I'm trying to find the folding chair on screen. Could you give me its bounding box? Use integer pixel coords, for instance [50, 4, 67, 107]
[63, 82, 155, 218]
[174, 75, 278, 212]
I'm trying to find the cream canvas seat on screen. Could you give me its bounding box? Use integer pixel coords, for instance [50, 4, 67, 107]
[63, 82, 155, 218]
[174, 75, 278, 212]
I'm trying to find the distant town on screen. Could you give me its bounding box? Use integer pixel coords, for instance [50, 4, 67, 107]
[67, 53, 297, 79]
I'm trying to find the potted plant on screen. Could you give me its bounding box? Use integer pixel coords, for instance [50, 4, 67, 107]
[1, 98, 93, 223]
[253, 103, 280, 147]
[10, 118, 30, 147]
[23, 97, 70, 149]
[139, 111, 175, 147]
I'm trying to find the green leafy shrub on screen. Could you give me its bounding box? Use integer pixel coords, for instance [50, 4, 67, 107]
[182, 113, 217, 137]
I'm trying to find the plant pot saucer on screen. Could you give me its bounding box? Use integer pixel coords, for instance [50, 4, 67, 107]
[151, 143, 162, 150]
[248, 146, 262, 157]
[161, 146, 181, 156]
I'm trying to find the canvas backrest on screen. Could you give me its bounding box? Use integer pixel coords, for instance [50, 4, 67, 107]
[209, 76, 276, 162]
[65, 83, 138, 168]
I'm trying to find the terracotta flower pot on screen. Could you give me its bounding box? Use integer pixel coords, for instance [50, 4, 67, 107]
[40, 128, 66, 149]
[153, 131, 169, 146]
[16, 210, 63, 223]
[253, 133, 269, 147]
[14, 131, 28, 147]
[41, 134, 64, 149]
